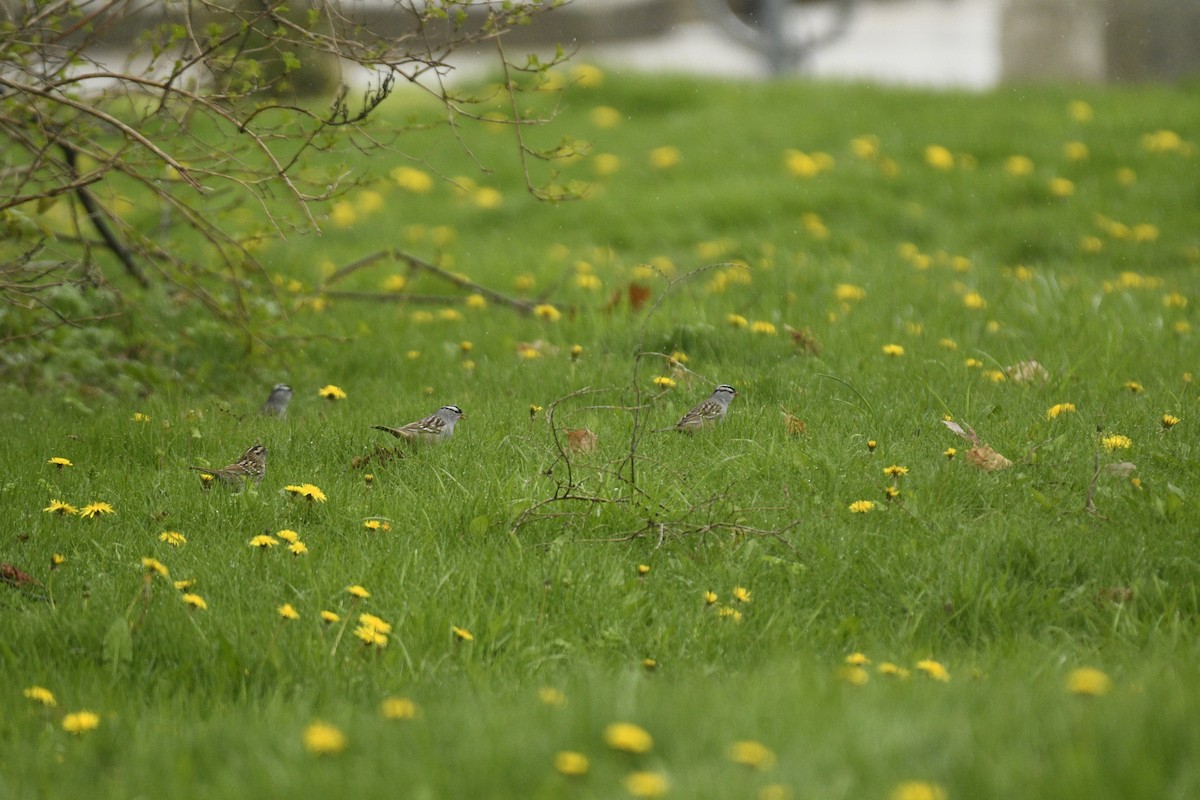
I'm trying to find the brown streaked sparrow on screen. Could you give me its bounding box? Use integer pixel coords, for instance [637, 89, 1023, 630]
[189, 444, 267, 487]
[372, 405, 465, 443]
[659, 384, 737, 433]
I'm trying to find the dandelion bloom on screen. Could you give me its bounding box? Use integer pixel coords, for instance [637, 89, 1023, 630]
[1003, 155, 1034, 176]
[882, 344, 905, 357]
[1161, 413, 1180, 429]
[834, 283, 866, 303]
[358, 614, 392, 635]
[570, 344, 584, 360]
[1067, 99, 1094, 122]
[890, 781, 947, 800]
[604, 722, 654, 754]
[79, 502, 115, 519]
[140, 557, 169, 578]
[839, 665, 870, 685]
[883, 465, 909, 478]
[732, 587, 751, 603]
[637, 564, 650, 576]
[275, 529, 299, 543]
[391, 166, 433, 193]
[131, 412, 151, 423]
[717, 607, 743, 622]
[533, 303, 562, 322]
[363, 520, 391, 532]
[1102, 435, 1133, 451]
[182, 593, 208, 611]
[50, 553, 65, 569]
[173, 579, 195, 590]
[962, 291, 986, 310]
[1063, 141, 1089, 161]
[944, 448, 957, 459]
[284, 484, 327, 502]
[845, 652, 870, 666]
[728, 739, 777, 769]
[1048, 177, 1075, 197]
[1066, 667, 1112, 696]
[347, 584, 370, 599]
[317, 385, 347, 400]
[320, 610, 341, 625]
[62, 711, 101, 735]
[554, 751, 590, 777]
[924, 145, 954, 169]
[652, 376, 676, 389]
[248, 535, 279, 549]
[915, 659, 951, 682]
[590, 105, 622, 128]
[43, 499, 78, 516]
[623, 771, 669, 798]
[277, 603, 300, 621]
[538, 687, 567, 707]
[848, 500, 875, 513]
[642, 658, 658, 671]
[381, 696, 419, 720]
[23, 686, 56, 707]
[1123, 380, 1144, 393]
[452, 626, 474, 642]
[289, 542, 308, 556]
[465, 293, 487, 310]
[648, 146, 681, 170]
[727, 313, 749, 328]
[867, 440, 878, 452]
[303, 721, 347, 756]
[354, 625, 388, 647]
[751, 320, 777, 335]
[158, 531, 187, 547]
[47, 457, 73, 469]
[1046, 403, 1077, 420]
[878, 662, 911, 679]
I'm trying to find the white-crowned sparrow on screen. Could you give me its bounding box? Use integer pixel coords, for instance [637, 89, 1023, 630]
[261, 384, 293, 417]
[659, 384, 737, 432]
[189, 444, 267, 487]
[373, 405, 465, 443]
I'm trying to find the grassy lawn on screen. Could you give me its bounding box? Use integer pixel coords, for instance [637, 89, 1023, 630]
[2, 67, 1199, 799]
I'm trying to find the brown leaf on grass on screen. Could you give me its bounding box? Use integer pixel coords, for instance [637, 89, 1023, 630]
[965, 444, 1013, 471]
[943, 419, 1012, 471]
[1, 563, 40, 588]
[1004, 359, 1050, 385]
[784, 325, 822, 356]
[780, 405, 806, 435]
[604, 282, 652, 313]
[1096, 586, 1134, 605]
[565, 428, 598, 453]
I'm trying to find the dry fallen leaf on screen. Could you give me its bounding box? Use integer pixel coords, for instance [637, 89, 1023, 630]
[565, 428, 598, 453]
[1004, 359, 1050, 385]
[1, 563, 40, 588]
[780, 405, 806, 435]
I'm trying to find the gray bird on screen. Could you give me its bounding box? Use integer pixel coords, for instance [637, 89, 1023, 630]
[373, 405, 465, 443]
[659, 384, 737, 432]
[261, 384, 293, 417]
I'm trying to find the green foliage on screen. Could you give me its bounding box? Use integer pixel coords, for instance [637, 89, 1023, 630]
[1, 72, 1199, 799]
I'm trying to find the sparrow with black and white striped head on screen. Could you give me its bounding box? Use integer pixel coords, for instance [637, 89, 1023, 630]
[189, 444, 267, 488]
[659, 384, 737, 433]
[372, 405, 465, 443]
[261, 384, 293, 417]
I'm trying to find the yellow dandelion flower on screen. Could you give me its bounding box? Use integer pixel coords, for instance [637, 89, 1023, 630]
[637, 564, 650, 576]
[727, 313, 749, 328]
[590, 105, 622, 128]
[43, 499, 78, 516]
[23, 686, 57, 707]
[173, 579, 195, 590]
[915, 659, 951, 682]
[538, 687, 567, 707]
[381, 696, 419, 720]
[1123, 380, 1144, 393]
[363, 519, 391, 532]
[534, 304, 561, 322]
[924, 145, 954, 170]
[1102, 434, 1132, 451]
[624, 771, 669, 798]
[890, 780, 947, 800]
[784, 149, 821, 178]
[878, 662, 911, 679]
[839, 665, 871, 685]
[845, 652, 871, 666]
[593, 152, 622, 176]
[248, 535, 279, 549]
[131, 412, 151, 423]
[867, 439, 878, 452]
[465, 293, 487, 310]
[50, 553, 65, 569]
[1046, 402, 1077, 420]
[382, 274, 407, 292]
[48, 456, 73, 469]
[882, 344, 905, 357]
[884, 486, 901, 500]
[962, 291, 986, 310]
[652, 376, 676, 389]
[158, 531, 187, 547]
[554, 750, 590, 777]
[79, 502, 115, 519]
[648, 146, 681, 170]
[850, 134, 880, 159]
[303, 721, 346, 756]
[1161, 413, 1180, 429]
[317, 385, 347, 400]
[140, 557, 169, 577]
[604, 722, 654, 754]
[354, 625, 388, 647]
[1066, 667, 1112, 696]
[275, 529, 299, 543]
[62, 711, 101, 735]
[289, 542, 308, 556]
[391, 166, 433, 193]
[182, 593, 208, 611]
[883, 465, 909, 478]
[1048, 177, 1075, 197]
[944, 448, 957, 459]
[358, 613, 392, 635]
[717, 606, 743, 622]
[284, 483, 327, 502]
[320, 610, 340, 625]
[751, 320, 777, 335]
[704, 591, 718, 605]
[1063, 141, 1089, 161]
[277, 603, 299, 621]
[346, 585, 370, 599]
[849, 500, 876, 514]
[964, 358, 983, 369]
[938, 338, 958, 350]
[730, 586, 751, 604]
[729, 739, 777, 769]
[452, 626, 474, 642]
[575, 273, 601, 291]
[1004, 154, 1034, 176]
[1067, 99, 1094, 122]
[570, 344, 584, 360]
[472, 187, 503, 209]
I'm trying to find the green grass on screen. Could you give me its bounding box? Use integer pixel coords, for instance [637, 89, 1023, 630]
[2, 70, 1200, 799]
